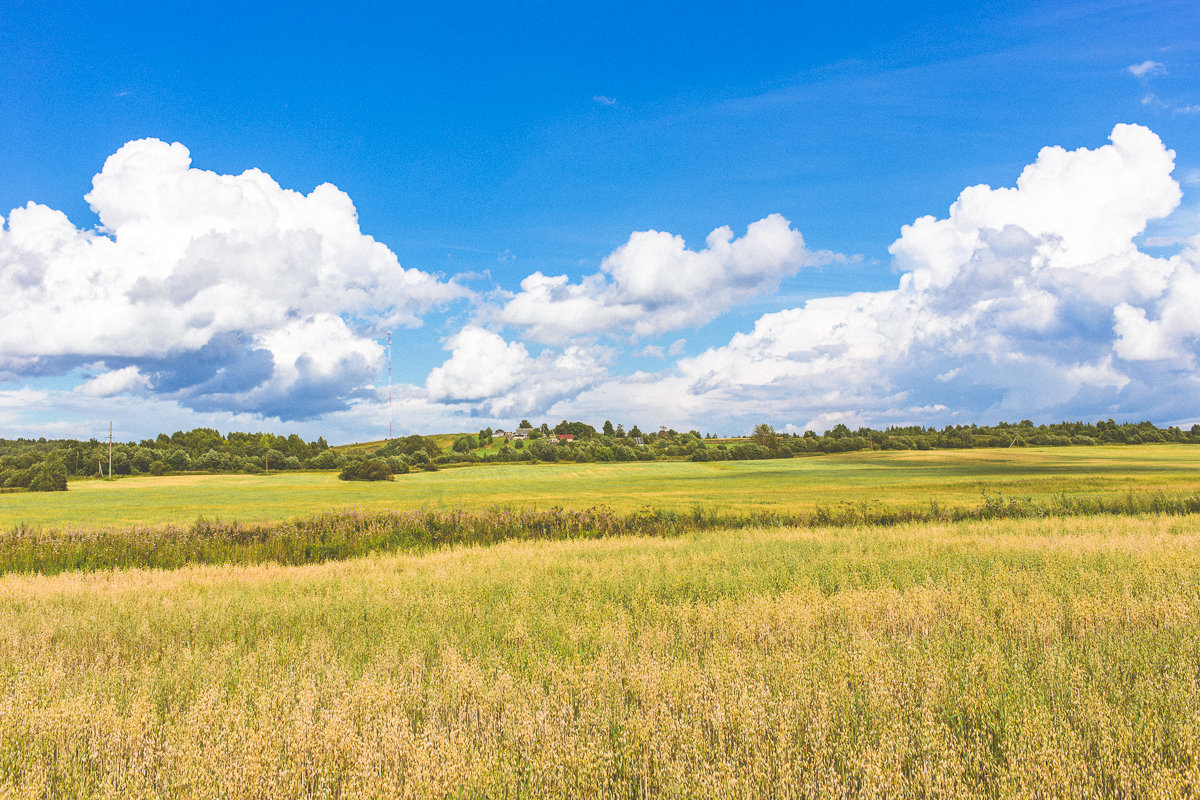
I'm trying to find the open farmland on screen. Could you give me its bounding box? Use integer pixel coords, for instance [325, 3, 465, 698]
[4, 514, 1200, 797]
[2, 444, 1198, 530]
[4, 445, 1200, 797]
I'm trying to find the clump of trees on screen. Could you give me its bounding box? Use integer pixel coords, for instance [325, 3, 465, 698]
[336, 416, 1200, 479]
[338, 459, 393, 482]
[0, 428, 331, 491]
[0, 454, 67, 492]
[688, 419, 1200, 462]
[5, 417, 1198, 491]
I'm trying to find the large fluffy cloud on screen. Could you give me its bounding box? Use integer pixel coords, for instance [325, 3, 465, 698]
[425, 326, 610, 417]
[6, 125, 1199, 440]
[497, 213, 836, 343]
[665, 124, 1200, 429]
[0, 139, 467, 419]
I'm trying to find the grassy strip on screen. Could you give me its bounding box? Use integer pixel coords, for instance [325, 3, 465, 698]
[3, 489, 1200, 576]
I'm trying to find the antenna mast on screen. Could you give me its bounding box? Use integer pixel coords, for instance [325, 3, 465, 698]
[387, 330, 393, 441]
[108, 421, 113, 479]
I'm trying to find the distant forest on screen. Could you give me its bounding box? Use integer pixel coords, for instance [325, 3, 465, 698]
[1, 419, 1197, 491]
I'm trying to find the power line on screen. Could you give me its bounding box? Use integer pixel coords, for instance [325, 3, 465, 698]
[388, 331, 393, 443]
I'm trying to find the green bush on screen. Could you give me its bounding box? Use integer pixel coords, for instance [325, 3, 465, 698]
[28, 459, 67, 492]
[338, 460, 394, 482]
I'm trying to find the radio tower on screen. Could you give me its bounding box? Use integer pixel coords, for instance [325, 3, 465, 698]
[387, 331, 393, 441]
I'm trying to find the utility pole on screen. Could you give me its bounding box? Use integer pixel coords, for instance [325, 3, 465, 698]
[387, 330, 393, 441]
[108, 422, 113, 479]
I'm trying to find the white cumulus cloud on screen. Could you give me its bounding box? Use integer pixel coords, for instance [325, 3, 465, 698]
[425, 326, 610, 417]
[0, 138, 469, 419]
[497, 213, 837, 343]
[617, 124, 1200, 430]
[76, 365, 151, 397]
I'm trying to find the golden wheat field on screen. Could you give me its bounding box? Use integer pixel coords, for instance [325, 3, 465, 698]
[3, 513, 1200, 798]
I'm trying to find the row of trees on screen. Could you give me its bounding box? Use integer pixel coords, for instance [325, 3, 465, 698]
[339, 428, 663, 480]
[0, 454, 68, 492]
[352, 414, 1200, 481]
[471, 420, 654, 444]
[0, 429, 332, 490]
[724, 419, 1200, 460]
[6, 418, 1200, 488]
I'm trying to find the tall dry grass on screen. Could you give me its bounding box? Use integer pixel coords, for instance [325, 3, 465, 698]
[4, 489, 1200, 575]
[3, 514, 1200, 797]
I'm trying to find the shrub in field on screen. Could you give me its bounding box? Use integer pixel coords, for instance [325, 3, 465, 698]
[338, 459, 394, 482]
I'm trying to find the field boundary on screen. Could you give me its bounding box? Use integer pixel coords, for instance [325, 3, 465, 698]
[4, 489, 1200, 576]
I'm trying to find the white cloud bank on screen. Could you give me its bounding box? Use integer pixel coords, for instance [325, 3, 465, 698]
[5, 125, 1200, 439]
[0, 139, 467, 419]
[620, 123, 1200, 430]
[425, 326, 610, 417]
[424, 214, 838, 421]
[497, 213, 837, 343]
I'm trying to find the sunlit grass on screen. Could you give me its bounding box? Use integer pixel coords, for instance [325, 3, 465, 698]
[4, 445, 1200, 795]
[2, 444, 1198, 529]
[4, 514, 1200, 797]
[5, 490, 1200, 576]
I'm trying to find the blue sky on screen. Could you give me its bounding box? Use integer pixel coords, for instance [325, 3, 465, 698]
[2, 0, 1199, 442]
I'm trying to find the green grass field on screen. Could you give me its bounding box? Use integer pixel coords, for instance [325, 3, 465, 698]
[2, 444, 1197, 529]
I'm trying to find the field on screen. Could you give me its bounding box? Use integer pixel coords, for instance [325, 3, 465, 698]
[3, 446, 1200, 797]
[2, 445, 1198, 530]
[5, 514, 1200, 797]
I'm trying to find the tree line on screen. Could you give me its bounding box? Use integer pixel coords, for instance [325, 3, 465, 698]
[3, 418, 1197, 489]
[729, 419, 1200, 460]
[336, 417, 1200, 481]
[0, 429, 331, 492]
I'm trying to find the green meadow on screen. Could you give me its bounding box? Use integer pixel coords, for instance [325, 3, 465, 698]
[2, 444, 1198, 529]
